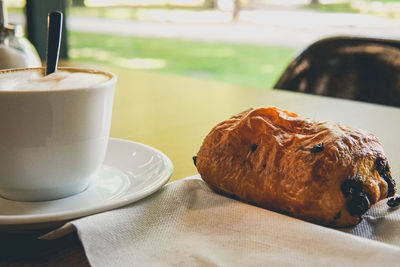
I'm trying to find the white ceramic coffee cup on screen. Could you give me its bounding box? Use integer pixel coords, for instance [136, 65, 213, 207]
[0, 67, 116, 201]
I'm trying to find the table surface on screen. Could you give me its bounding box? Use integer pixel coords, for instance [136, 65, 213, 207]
[1, 66, 400, 266]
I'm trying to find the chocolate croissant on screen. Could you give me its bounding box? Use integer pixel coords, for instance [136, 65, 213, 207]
[194, 106, 395, 227]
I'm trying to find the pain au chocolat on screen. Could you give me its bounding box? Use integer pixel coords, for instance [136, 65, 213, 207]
[194, 106, 395, 227]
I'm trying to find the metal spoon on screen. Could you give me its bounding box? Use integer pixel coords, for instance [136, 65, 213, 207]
[46, 11, 63, 75]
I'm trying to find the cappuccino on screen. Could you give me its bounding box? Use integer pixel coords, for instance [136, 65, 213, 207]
[0, 67, 116, 201]
[0, 69, 110, 91]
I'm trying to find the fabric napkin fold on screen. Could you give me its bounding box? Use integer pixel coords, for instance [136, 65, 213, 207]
[42, 175, 400, 266]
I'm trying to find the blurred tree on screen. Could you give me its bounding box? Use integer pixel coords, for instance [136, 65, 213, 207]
[204, 0, 216, 9]
[233, 0, 241, 20]
[311, 0, 320, 4]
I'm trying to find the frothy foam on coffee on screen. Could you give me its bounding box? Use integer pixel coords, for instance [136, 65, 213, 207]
[0, 70, 110, 91]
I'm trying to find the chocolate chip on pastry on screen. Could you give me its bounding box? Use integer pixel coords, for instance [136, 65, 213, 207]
[387, 196, 400, 208]
[195, 106, 396, 228]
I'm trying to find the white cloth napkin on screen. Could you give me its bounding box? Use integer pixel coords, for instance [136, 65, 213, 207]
[42, 175, 400, 266]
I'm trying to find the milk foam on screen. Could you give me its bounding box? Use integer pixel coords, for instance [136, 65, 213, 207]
[0, 70, 110, 91]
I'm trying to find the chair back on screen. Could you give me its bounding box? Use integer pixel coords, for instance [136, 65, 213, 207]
[274, 36, 400, 107]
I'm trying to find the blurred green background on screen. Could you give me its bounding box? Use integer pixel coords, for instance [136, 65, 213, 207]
[8, 0, 400, 88]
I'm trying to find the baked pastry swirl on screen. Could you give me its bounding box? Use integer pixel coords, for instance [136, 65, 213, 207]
[194, 106, 395, 227]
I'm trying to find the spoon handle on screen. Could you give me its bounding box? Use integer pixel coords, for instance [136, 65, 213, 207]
[46, 11, 63, 75]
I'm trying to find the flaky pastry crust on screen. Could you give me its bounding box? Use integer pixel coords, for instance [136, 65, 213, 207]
[195, 106, 395, 227]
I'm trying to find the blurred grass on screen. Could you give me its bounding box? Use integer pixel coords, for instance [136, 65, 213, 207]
[301, 3, 360, 13]
[69, 32, 296, 88]
[362, 0, 399, 2]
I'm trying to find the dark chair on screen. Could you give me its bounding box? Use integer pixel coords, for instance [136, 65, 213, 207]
[274, 36, 400, 107]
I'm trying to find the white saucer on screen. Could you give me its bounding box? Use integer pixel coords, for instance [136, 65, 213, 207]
[0, 138, 173, 231]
